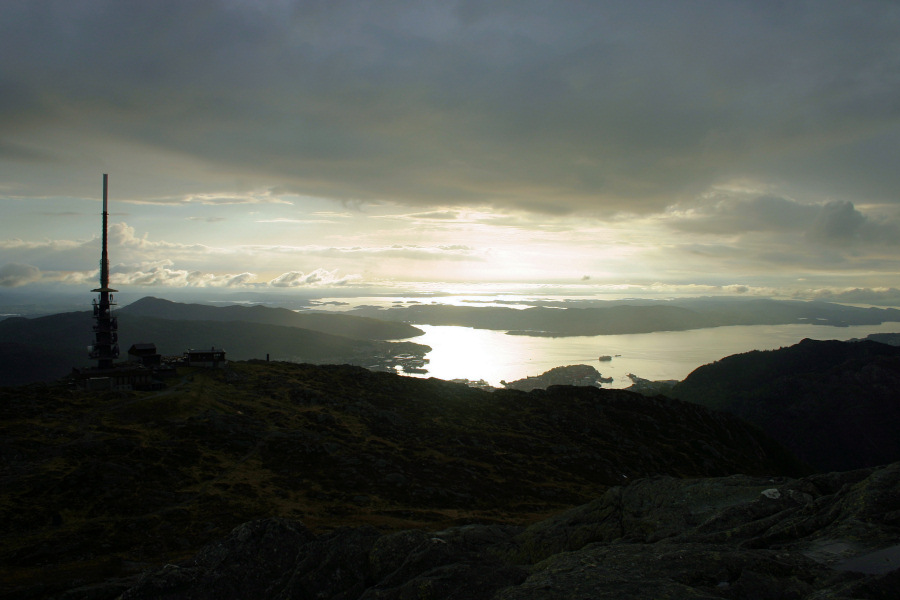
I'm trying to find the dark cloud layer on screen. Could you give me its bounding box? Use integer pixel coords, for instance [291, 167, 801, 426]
[0, 263, 41, 287]
[809, 287, 900, 307]
[668, 192, 900, 247]
[2, 0, 899, 212]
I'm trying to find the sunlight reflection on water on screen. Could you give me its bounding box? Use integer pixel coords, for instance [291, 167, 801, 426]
[404, 322, 900, 388]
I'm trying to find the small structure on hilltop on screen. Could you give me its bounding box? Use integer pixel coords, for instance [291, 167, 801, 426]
[128, 343, 161, 367]
[184, 347, 227, 368]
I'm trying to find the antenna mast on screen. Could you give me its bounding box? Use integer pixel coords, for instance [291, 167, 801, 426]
[90, 174, 119, 369]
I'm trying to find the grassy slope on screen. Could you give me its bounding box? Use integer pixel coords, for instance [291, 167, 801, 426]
[0, 361, 804, 596]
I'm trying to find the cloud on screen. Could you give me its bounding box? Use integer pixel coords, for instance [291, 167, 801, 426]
[667, 193, 812, 234]
[310, 211, 352, 217]
[3, 1, 899, 213]
[58, 261, 362, 290]
[269, 269, 359, 288]
[124, 191, 293, 206]
[643, 282, 780, 298]
[137, 269, 254, 288]
[255, 218, 338, 225]
[0, 263, 41, 287]
[806, 201, 871, 244]
[4, 2, 900, 295]
[181, 192, 292, 206]
[0, 238, 82, 251]
[0, 140, 52, 162]
[109, 265, 361, 289]
[187, 216, 226, 223]
[107, 222, 216, 254]
[100, 260, 257, 288]
[408, 211, 462, 221]
[800, 287, 900, 307]
[243, 243, 481, 262]
[0, 221, 237, 277]
[0, 237, 94, 272]
[666, 191, 900, 247]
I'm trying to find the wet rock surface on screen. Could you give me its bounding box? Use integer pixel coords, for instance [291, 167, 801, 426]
[119, 463, 900, 600]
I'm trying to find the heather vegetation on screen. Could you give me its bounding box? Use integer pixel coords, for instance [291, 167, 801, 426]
[2, 360, 802, 597]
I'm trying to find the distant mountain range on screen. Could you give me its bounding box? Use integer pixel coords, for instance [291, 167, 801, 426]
[349, 298, 900, 336]
[119, 296, 423, 340]
[0, 297, 427, 386]
[672, 338, 900, 472]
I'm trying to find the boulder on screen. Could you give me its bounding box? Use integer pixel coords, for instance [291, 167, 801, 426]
[118, 463, 900, 600]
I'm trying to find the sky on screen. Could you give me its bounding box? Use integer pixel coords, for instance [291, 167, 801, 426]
[2, 0, 900, 306]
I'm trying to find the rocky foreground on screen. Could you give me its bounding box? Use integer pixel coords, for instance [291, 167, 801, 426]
[108, 462, 900, 599]
[6, 355, 900, 599]
[1, 360, 805, 598]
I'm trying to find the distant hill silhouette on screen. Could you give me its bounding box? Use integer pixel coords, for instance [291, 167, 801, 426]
[0, 301, 428, 386]
[863, 332, 900, 346]
[671, 338, 900, 471]
[350, 298, 900, 336]
[119, 296, 423, 339]
[502, 364, 610, 391]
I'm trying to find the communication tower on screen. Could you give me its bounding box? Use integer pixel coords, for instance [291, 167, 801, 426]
[88, 174, 120, 368]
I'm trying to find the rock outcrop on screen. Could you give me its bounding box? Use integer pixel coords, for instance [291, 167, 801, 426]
[502, 364, 611, 391]
[118, 462, 900, 600]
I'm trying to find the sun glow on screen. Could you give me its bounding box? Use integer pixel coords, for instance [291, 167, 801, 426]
[408, 325, 539, 384]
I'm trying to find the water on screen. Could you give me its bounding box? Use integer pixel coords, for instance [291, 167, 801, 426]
[403, 322, 900, 388]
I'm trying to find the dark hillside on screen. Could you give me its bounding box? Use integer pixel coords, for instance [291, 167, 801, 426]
[672, 338, 900, 471]
[0, 361, 804, 597]
[350, 304, 712, 335]
[349, 299, 900, 336]
[0, 312, 98, 384]
[0, 311, 428, 386]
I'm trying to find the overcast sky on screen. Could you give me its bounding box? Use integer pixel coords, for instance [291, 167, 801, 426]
[2, 0, 899, 304]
